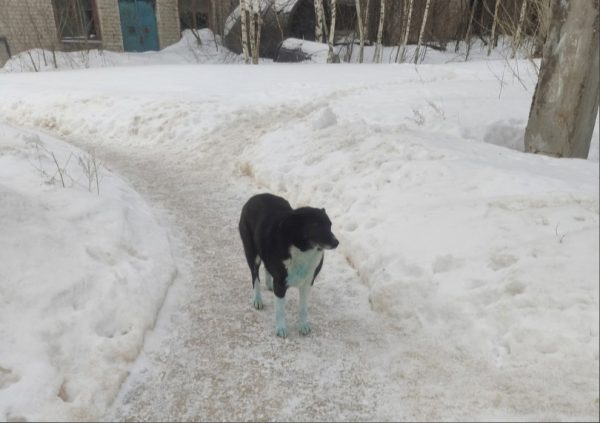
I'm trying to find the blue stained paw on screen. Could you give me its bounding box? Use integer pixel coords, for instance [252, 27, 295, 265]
[298, 321, 311, 335]
[276, 325, 288, 338]
[253, 298, 264, 310]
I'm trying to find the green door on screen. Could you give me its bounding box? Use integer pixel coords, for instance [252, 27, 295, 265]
[119, 0, 159, 52]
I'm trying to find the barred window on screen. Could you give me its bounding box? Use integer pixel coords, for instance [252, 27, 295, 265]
[53, 0, 101, 42]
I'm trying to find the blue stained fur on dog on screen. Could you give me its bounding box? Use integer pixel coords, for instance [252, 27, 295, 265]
[284, 246, 324, 287]
[275, 297, 287, 338]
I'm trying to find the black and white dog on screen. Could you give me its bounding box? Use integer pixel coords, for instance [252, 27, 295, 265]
[239, 193, 339, 338]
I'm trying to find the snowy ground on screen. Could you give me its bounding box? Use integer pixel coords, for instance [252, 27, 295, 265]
[0, 30, 244, 73]
[1, 28, 530, 74]
[0, 45, 598, 421]
[0, 123, 177, 420]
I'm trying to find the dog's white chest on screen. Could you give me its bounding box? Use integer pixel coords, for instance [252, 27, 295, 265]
[284, 246, 323, 287]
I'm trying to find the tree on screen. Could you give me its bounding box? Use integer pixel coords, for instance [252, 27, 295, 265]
[487, 0, 500, 56]
[314, 0, 326, 42]
[464, 0, 478, 61]
[524, 0, 599, 158]
[249, 0, 262, 64]
[240, 0, 250, 63]
[355, 0, 365, 62]
[373, 0, 385, 63]
[512, 0, 529, 58]
[327, 0, 338, 63]
[396, 0, 414, 63]
[414, 0, 431, 64]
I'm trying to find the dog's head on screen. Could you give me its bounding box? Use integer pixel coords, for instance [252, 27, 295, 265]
[292, 207, 339, 251]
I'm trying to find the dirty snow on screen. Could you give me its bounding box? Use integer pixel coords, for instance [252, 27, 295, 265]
[0, 123, 177, 421]
[0, 47, 598, 421]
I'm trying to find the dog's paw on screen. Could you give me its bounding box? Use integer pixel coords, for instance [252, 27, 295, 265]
[252, 298, 264, 310]
[298, 321, 311, 335]
[276, 325, 288, 338]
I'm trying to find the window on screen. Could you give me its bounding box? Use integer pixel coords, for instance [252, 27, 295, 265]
[53, 0, 101, 43]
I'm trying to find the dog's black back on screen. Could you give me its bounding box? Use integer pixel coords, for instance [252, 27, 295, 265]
[239, 193, 338, 298]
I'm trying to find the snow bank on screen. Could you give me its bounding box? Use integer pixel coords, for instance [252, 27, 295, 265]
[1, 29, 242, 73]
[0, 123, 177, 421]
[235, 64, 599, 416]
[277, 36, 530, 64]
[0, 59, 597, 419]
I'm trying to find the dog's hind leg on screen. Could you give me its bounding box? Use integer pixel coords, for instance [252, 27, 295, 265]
[264, 270, 273, 292]
[298, 282, 311, 335]
[252, 256, 263, 310]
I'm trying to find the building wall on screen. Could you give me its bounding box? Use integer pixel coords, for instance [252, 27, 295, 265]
[0, 0, 182, 66]
[0, 0, 59, 61]
[96, 0, 124, 51]
[156, 0, 181, 48]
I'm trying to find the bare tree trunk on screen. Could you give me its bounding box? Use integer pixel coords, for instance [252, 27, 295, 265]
[209, 0, 218, 38]
[397, 0, 414, 63]
[314, 0, 325, 42]
[373, 0, 385, 63]
[414, 0, 431, 64]
[524, 0, 599, 158]
[249, 0, 257, 62]
[254, 4, 262, 64]
[328, 0, 338, 63]
[355, 0, 365, 63]
[512, 0, 528, 58]
[364, 0, 371, 41]
[250, 0, 261, 64]
[487, 0, 500, 56]
[465, 0, 479, 61]
[240, 0, 250, 64]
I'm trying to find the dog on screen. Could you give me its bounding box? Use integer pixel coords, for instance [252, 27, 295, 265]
[239, 193, 339, 338]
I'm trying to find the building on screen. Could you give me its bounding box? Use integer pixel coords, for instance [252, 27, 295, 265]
[0, 0, 181, 66]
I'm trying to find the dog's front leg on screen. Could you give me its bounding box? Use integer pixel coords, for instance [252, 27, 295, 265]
[273, 281, 287, 338]
[298, 282, 311, 335]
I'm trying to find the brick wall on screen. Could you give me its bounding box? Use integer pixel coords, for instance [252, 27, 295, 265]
[96, 0, 124, 51]
[156, 0, 181, 48]
[0, 0, 59, 63]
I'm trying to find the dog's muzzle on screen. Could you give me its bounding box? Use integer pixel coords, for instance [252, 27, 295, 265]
[324, 235, 339, 250]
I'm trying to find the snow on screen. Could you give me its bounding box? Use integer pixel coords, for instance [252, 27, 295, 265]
[0, 123, 177, 421]
[0, 41, 598, 420]
[279, 36, 531, 64]
[0, 30, 243, 73]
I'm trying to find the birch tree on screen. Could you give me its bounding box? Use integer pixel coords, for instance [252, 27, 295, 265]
[397, 0, 414, 63]
[372, 0, 385, 63]
[314, 0, 325, 42]
[487, 0, 500, 56]
[248, 0, 262, 64]
[524, 0, 599, 158]
[355, 0, 365, 63]
[413, 0, 431, 64]
[240, 0, 250, 63]
[327, 0, 338, 63]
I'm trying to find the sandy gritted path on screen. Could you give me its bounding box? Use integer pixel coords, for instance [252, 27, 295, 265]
[67, 108, 404, 422]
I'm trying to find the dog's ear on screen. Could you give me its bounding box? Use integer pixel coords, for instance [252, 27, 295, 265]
[322, 208, 326, 213]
